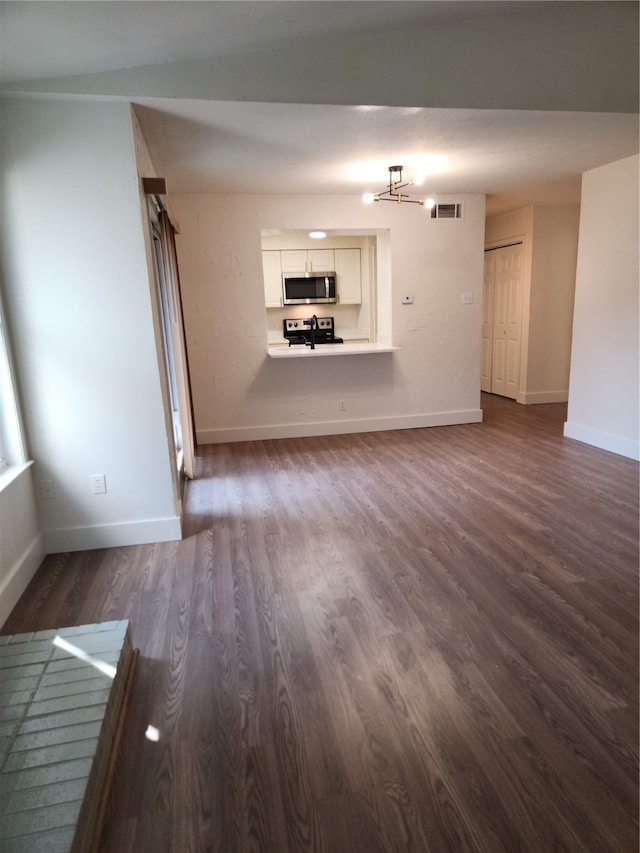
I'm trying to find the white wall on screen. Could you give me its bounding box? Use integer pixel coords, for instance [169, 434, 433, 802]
[565, 155, 640, 460]
[170, 192, 485, 442]
[1, 96, 182, 552]
[529, 205, 580, 400]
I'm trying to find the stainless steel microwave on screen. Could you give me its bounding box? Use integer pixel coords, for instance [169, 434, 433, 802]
[282, 271, 337, 305]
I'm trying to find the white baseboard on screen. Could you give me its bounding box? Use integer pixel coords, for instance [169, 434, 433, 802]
[517, 390, 569, 404]
[43, 516, 182, 554]
[564, 421, 640, 461]
[0, 533, 45, 628]
[197, 408, 484, 444]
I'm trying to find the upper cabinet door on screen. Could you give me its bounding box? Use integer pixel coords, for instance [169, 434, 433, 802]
[308, 248, 335, 271]
[280, 250, 309, 272]
[281, 249, 336, 272]
[335, 248, 361, 304]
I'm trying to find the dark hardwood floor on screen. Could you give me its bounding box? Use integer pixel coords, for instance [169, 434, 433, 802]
[3, 394, 639, 852]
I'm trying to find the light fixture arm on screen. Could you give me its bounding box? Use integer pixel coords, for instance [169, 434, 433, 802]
[368, 165, 425, 206]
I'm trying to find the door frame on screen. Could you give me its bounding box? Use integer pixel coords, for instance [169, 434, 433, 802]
[148, 201, 196, 481]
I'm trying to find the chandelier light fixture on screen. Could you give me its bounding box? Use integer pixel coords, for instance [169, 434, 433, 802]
[363, 165, 435, 210]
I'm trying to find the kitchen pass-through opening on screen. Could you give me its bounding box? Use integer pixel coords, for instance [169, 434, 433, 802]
[260, 229, 392, 350]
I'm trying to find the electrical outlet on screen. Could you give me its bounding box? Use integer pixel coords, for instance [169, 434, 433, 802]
[91, 474, 107, 495]
[40, 479, 56, 500]
[461, 292, 473, 304]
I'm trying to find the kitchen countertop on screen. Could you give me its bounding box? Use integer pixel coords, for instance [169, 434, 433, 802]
[267, 342, 399, 358]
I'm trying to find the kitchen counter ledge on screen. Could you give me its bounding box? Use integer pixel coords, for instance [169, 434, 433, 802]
[267, 342, 399, 358]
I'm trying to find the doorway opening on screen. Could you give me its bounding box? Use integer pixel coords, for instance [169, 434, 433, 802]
[482, 241, 524, 400]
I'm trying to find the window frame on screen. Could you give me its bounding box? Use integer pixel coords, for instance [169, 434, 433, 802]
[0, 288, 28, 475]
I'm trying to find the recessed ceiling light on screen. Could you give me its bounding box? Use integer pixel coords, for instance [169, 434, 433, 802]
[309, 230, 327, 239]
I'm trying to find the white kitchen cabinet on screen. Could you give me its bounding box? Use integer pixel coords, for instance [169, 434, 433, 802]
[308, 248, 335, 270]
[281, 249, 335, 272]
[335, 248, 361, 304]
[262, 250, 283, 307]
[280, 250, 307, 272]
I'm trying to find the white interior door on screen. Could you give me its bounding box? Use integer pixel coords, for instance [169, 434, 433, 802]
[481, 252, 495, 392]
[484, 243, 524, 400]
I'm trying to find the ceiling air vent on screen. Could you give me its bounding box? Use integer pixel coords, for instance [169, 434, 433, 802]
[430, 203, 463, 219]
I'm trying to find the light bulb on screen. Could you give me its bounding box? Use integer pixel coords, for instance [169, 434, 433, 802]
[425, 197, 436, 209]
[309, 231, 326, 239]
[362, 192, 375, 204]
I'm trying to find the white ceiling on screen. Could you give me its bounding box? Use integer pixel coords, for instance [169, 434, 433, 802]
[131, 99, 637, 206]
[1, 1, 638, 216]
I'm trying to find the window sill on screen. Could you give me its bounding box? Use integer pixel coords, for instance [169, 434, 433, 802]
[0, 460, 34, 494]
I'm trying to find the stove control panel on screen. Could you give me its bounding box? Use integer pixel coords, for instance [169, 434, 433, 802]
[284, 317, 336, 333]
[283, 316, 343, 347]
